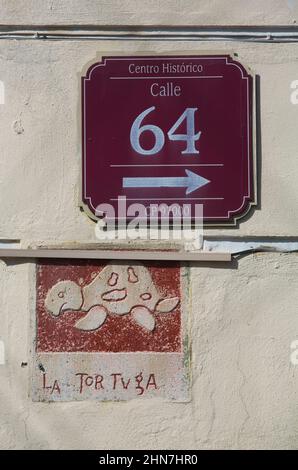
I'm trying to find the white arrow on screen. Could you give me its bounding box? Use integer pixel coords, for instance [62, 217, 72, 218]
[123, 169, 210, 195]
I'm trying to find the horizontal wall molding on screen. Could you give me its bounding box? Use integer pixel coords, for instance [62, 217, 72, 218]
[0, 26, 298, 42]
[0, 248, 231, 262]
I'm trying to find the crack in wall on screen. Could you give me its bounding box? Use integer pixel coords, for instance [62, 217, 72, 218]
[236, 344, 250, 448]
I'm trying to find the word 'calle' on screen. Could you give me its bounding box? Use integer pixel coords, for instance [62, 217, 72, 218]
[150, 82, 182, 97]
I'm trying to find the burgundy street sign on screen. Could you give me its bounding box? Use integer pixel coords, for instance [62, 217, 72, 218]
[81, 55, 255, 225]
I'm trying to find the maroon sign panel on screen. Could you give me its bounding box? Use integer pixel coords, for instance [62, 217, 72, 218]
[81, 55, 255, 225]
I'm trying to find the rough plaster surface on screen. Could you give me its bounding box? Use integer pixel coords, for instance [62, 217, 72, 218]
[0, 253, 298, 449]
[0, 0, 297, 26]
[0, 40, 298, 238]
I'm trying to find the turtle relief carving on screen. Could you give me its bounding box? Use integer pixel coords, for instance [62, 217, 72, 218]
[44, 262, 180, 332]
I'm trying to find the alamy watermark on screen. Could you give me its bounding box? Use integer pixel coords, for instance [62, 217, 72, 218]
[94, 196, 204, 248]
[0, 340, 5, 365]
[290, 80, 298, 104]
[290, 339, 298, 365]
[0, 80, 4, 105]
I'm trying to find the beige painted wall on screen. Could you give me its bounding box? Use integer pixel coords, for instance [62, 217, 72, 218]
[1, 253, 298, 449]
[0, 1, 298, 450]
[0, 0, 297, 26]
[0, 39, 298, 239]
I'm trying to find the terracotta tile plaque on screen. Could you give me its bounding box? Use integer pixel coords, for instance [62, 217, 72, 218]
[32, 259, 190, 401]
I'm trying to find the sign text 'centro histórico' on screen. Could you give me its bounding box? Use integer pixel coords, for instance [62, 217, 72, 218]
[81, 55, 255, 225]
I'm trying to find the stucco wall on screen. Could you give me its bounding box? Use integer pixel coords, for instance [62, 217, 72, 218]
[1, 253, 298, 449]
[1, 39, 298, 238]
[0, 0, 297, 26]
[1, 1, 298, 450]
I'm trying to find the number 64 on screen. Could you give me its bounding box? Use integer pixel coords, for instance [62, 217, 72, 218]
[130, 106, 201, 156]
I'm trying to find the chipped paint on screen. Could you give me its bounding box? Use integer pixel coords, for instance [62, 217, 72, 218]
[203, 239, 298, 254]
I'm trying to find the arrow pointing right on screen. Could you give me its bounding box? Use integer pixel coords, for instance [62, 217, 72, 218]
[123, 169, 210, 195]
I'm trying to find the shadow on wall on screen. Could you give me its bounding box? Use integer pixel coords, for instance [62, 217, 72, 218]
[209, 73, 262, 230]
